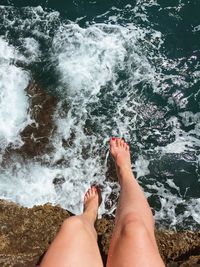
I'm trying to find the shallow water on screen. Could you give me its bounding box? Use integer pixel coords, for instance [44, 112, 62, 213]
[0, 0, 200, 230]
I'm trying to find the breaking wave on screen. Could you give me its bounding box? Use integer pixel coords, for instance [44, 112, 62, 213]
[0, 1, 199, 230]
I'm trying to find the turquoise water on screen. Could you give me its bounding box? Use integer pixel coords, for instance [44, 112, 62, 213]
[0, 0, 200, 230]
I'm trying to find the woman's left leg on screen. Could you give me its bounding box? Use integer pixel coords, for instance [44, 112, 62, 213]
[40, 186, 103, 267]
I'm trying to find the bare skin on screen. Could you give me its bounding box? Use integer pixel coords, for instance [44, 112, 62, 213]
[40, 186, 103, 267]
[40, 137, 165, 267]
[106, 137, 165, 267]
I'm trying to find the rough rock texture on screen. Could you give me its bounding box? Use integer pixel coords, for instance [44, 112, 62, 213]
[1, 200, 200, 267]
[20, 81, 57, 157]
[156, 231, 200, 267]
[0, 200, 70, 267]
[2, 81, 57, 164]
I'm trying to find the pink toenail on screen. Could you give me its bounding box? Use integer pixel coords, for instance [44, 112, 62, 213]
[112, 137, 115, 140]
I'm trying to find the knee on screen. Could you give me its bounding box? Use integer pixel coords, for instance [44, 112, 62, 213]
[61, 216, 84, 232]
[120, 212, 148, 238]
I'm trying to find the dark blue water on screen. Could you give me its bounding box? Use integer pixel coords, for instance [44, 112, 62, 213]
[0, 0, 200, 230]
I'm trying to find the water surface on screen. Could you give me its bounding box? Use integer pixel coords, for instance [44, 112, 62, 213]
[0, 0, 200, 230]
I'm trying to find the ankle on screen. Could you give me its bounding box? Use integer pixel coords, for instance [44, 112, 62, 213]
[83, 209, 97, 223]
[118, 166, 134, 178]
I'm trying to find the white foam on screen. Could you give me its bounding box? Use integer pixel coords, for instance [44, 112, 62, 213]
[53, 23, 127, 97]
[0, 38, 23, 62]
[147, 180, 200, 229]
[0, 4, 199, 229]
[193, 25, 200, 32]
[162, 114, 200, 154]
[0, 162, 58, 207]
[0, 159, 112, 216]
[49, 21, 161, 215]
[0, 38, 30, 150]
[134, 156, 150, 178]
[21, 37, 41, 62]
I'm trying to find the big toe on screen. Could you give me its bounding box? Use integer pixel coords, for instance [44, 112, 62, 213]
[110, 137, 118, 147]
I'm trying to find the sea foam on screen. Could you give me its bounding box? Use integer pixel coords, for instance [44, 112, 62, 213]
[0, 38, 30, 151]
[0, 3, 199, 229]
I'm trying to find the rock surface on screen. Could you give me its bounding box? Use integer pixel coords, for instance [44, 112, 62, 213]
[0, 82, 200, 266]
[0, 200, 200, 267]
[2, 81, 57, 165]
[20, 81, 57, 157]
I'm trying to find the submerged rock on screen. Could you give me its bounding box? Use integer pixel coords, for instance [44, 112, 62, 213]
[2, 81, 57, 165]
[20, 80, 57, 157]
[0, 200, 200, 266]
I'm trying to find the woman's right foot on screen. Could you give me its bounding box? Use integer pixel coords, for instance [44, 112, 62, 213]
[83, 186, 101, 224]
[109, 137, 134, 183]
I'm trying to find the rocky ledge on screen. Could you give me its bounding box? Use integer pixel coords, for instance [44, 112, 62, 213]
[0, 200, 200, 267]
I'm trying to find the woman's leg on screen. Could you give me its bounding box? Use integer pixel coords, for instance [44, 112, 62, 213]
[106, 138, 165, 267]
[40, 186, 103, 267]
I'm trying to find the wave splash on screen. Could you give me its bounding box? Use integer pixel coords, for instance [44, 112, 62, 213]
[0, 38, 30, 152]
[0, 3, 199, 229]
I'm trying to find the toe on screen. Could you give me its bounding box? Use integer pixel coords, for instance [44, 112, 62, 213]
[110, 137, 117, 147]
[120, 139, 124, 147]
[116, 138, 120, 147]
[89, 189, 93, 196]
[91, 187, 96, 195]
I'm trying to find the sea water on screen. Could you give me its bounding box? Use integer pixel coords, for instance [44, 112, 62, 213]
[0, 0, 200, 230]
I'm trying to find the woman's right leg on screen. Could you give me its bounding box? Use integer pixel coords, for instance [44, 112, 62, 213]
[106, 138, 165, 267]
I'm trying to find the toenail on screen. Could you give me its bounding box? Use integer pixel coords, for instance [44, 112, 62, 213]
[112, 137, 115, 140]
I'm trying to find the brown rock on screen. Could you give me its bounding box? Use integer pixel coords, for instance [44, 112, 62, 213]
[1, 200, 200, 266]
[2, 81, 57, 165]
[180, 255, 200, 266]
[0, 200, 70, 266]
[20, 81, 57, 157]
[96, 218, 114, 255]
[156, 230, 200, 264]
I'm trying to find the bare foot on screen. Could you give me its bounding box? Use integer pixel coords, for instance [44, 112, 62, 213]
[83, 186, 101, 224]
[109, 137, 134, 183]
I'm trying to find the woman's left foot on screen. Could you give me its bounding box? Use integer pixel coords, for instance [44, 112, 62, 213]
[83, 186, 101, 224]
